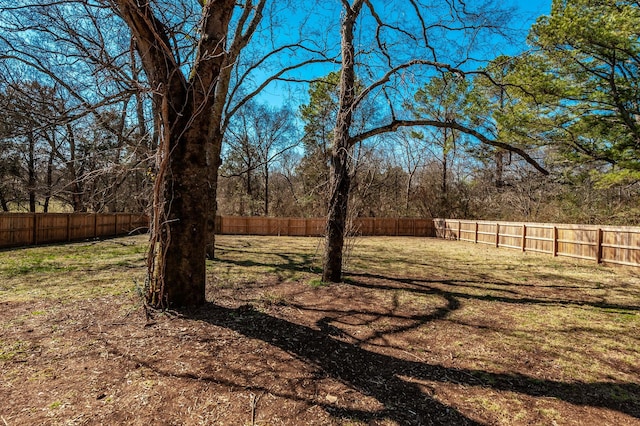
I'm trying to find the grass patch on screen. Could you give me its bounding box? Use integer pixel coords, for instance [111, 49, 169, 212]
[308, 278, 330, 288]
[0, 340, 31, 361]
[0, 237, 147, 303]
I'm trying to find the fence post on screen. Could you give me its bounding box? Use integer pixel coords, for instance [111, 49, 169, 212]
[32, 214, 38, 246]
[114, 214, 119, 236]
[521, 224, 526, 252]
[457, 220, 462, 241]
[474, 222, 478, 244]
[553, 226, 558, 257]
[495, 223, 500, 247]
[66, 214, 72, 242]
[596, 227, 603, 264]
[94, 214, 98, 238]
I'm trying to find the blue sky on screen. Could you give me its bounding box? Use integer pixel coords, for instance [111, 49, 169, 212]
[502, 0, 553, 54]
[512, 0, 553, 31]
[254, 0, 555, 107]
[515, 0, 552, 18]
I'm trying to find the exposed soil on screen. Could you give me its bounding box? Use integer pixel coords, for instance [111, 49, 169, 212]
[1, 236, 639, 425]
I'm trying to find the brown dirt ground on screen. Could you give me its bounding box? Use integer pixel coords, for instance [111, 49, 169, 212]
[1, 237, 639, 425]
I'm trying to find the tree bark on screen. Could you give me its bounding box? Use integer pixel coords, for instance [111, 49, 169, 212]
[322, 1, 363, 283]
[147, 112, 213, 307]
[205, 140, 221, 260]
[323, 140, 352, 282]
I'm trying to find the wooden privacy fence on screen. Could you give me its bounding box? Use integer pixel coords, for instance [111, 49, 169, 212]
[217, 216, 436, 237]
[0, 213, 149, 249]
[4, 213, 640, 268]
[434, 218, 640, 267]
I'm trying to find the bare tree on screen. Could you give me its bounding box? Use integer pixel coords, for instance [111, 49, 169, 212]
[104, 0, 265, 307]
[323, 0, 548, 282]
[385, 130, 429, 216]
[222, 101, 299, 216]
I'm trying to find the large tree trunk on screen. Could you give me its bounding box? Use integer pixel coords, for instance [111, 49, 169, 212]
[114, 0, 264, 307]
[322, 1, 362, 283]
[146, 114, 215, 308]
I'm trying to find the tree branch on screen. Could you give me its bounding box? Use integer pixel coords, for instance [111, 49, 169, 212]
[349, 119, 549, 175]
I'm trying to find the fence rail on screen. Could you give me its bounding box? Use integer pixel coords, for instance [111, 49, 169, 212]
[0, 213, 148, 249]
[433, 218, 640, 267]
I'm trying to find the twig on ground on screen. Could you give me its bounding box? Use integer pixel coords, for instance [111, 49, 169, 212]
[250, 393, 257, 426]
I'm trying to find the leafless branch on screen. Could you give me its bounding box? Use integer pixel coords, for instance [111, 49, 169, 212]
[349, 118, 549, 175]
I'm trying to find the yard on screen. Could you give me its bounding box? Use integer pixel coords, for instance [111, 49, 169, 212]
[0, 235, 639, 425]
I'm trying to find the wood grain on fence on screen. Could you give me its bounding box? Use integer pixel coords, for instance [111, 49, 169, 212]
[216, 216, 435, 238]
[0, 213, 148, 249]
[434, 218, 640, 267]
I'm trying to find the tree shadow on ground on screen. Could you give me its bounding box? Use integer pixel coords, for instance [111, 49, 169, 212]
[190, 302, 481, 425]
[212, 250, 322, 274]
[214, 252, 640, 313]
[205, 246, 639, 422]
[187, 302, 640, 424]
[344, 271, 640, 313]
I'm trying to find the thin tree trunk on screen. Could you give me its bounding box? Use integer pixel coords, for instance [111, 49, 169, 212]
[322, 1, 362, 283]
[406, 170, 415, 216]
[0, 191, 8, 211]
[27, 132, 37, 213]
[43, 149, 54, 213]
[264, 166, 269, 216]
[495, 150, 504, 188]
[442, 152, 448, 196]
[64, 123, 86, 212]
